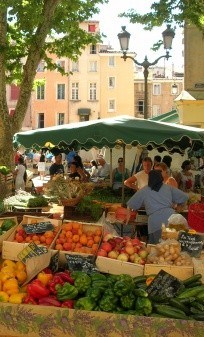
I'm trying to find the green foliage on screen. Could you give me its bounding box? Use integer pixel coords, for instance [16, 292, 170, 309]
[120, 0, 204, 32]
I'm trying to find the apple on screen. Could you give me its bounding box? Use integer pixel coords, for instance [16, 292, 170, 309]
[131, 238, 142, 246]
[133, 255, 143, 264]
[108, 250, 119, 259]
[117, 253, 129, 262]
[125, 244, 135, 256]
[97, 249, 108, 257]
[129, 253, 139, 263]
[101, 242, 112, 253]
[108, 238, 116, 249]
[114, 237, 123, 244]
[138, 248, 149, 259]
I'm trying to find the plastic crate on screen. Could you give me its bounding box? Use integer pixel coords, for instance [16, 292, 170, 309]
[188, 203, 204, 232]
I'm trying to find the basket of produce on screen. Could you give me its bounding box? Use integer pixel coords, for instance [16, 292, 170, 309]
[60, 195, 83, 207]
[188, 203, 204, 232]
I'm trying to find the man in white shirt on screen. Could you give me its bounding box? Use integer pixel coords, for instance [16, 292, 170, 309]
[97, 158, 110, 178]
[124, 157, 152, 190]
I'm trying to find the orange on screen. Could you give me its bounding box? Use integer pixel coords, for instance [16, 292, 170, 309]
[78, 229, 83, 236]
[91, 244, 99, 254]
[63, 242, 72, 251]
[39, 235, 46, 243]
[63, 223, 73, 231]
[72, 222, 80, 230]
[55, 244, 63, 250]
[45, 237, 53, 246]
[32, 235, 39, 242]
[44, 231, 54, 238]
[87, 239, 94, 248]
[16, 235, 24, 243]
[59, 237, 66, 244]
[79, 235, 88, 246]
[95, 228, 102, 236]
[25, 237, 31, 243]
[34, 240, 41, 245]
[72, 234, 79, 243]
[94, 235, 101, 244]
[15, 261, 26, 271]
[65, 231, 73, 239]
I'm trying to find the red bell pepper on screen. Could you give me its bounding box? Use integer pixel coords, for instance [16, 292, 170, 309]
[61, 299, 75, 309]
[27, 279, 50, 299]
[23, 294, 38, 305]
[38, 296, 61, 307]
[54, 271, 74, 285]
[48, 275, 64, 294]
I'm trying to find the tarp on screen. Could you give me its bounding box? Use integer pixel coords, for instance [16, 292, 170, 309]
[13, 115, 204, 154]
[150, 110, 179, 124]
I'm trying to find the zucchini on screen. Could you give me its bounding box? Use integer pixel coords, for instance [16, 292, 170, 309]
[168, 298, 190, 314]
[190, 313, 204, 321]
[177, 286, 204, 299]
[196, 290, 204, 299]
[178, 297, 196, 304]
[154, 305, 187, 319]
[183, 274, 202, 286]
[133, 276, 147, 285]
[134, 289, 148, 298]
[190, 301, 204, 312]
[186, 281, 202, 288]
[190, 307, 204, 315]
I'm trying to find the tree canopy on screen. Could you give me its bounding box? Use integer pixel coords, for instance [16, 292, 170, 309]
[120, 0, 204, 31]
[0, 0, 107, 167]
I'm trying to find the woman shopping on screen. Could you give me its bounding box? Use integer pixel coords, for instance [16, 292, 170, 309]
[126, 170, 188, 244]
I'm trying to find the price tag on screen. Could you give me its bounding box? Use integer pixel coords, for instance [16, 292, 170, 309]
[17, 242, 48, 264]
[178, 231, 203, 257]
[23, 221, 54, 234]
[146, 269, 183, 301]
[65, 254, 98, 274]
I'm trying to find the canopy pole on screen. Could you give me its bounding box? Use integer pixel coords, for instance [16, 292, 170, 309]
[109, 148, 113, 187]
[121, 143, 126, 207]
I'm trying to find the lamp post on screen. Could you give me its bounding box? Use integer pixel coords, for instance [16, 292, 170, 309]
[118, 25, 175, 119]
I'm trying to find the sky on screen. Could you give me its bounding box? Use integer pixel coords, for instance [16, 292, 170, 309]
[92, 0, 184, 71]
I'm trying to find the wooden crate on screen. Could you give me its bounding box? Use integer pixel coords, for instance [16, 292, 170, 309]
[96, 256, 144, 277]
[144, 264, 193, 281]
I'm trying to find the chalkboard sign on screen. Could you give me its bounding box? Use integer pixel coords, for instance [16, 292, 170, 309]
[65, 254, 98, 274]
[49, 251, 59, 273]
[178, 231, 203, 257]
[17, 242, 48, 264]
[146, 269, 183, 301]
[23, 221, 54, 234]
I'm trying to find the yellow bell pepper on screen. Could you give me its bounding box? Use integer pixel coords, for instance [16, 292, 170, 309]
[37, 271, 53, 286]
[0, 271, 13, 283]
[0, 291, 9, 302]
[2, 260, 16, 270]
[0, 266, 16, 278]
[9, 293, 27, 304]
[3, 278, 19, 296]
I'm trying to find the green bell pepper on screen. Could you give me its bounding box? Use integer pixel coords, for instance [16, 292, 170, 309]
[90, 273, 107, 290]
[120, 292, 135, 310]
[56, 282, 78, 301]
[99, 294, 118, 312]
[86, 287, 102, 301]
[117, 274, 134, 283]
[114, 280, 134, 296]
[135, 296, 152, 316]
[74, 272, 91, 294]
[74, 297, 96, 311]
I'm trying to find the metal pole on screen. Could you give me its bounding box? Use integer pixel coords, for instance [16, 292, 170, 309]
[143, 67, 149, 120]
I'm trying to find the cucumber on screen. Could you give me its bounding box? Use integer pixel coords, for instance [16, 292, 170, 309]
[134, 288, 148, 298]
[190, 301, 204, 312]
[154, 305, 187, 319]
[168, 298, 190, 314]
[196, 290, 204, 299]
[133, 276, 147, 285]
[177, 286, 204, 299]
[178, 297, 196, 304]
[190, 307, 204, 315]
[183, 274, 202, 286]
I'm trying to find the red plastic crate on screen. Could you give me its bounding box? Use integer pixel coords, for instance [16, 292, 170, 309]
[188, 203, 204, 232]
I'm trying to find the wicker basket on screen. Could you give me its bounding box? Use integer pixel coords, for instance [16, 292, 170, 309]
[60, 195, 83, 207]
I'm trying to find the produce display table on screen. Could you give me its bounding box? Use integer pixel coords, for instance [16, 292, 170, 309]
[0, 303, 204, 337]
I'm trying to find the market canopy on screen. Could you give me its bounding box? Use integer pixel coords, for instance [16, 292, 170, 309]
[13, 115, 204, 154]
[150, 110, 179, 124]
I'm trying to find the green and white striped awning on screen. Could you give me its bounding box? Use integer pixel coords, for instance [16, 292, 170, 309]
[150, 110, 179, 124]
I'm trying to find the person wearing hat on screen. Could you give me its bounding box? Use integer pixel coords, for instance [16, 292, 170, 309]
[126, 170, 188, 244]
[49, 153, 64, 179]
[176, 159, 195, 192]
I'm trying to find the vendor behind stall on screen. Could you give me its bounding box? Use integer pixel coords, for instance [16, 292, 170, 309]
[49, 153, 64, 179]
[126, 170, 188, 244]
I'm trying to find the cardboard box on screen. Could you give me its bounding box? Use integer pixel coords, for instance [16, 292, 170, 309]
[96, 256, 144, 277]
[144, 264, 193, 280]
[2, 215, 61, 261]
[192, 257, 204, 283]
[0, 216, 18, 251]
[57, 220, 103, 265]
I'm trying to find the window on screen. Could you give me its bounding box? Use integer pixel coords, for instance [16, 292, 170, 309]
[109, 77, 115, 88]
[10, 84, 20, 100]
[71, 83, 79, 100]
[57, 84, 65, 99]
[153, 84, 161, 95]
[72, 61, 79, 72]
[108, 99, 115, 112]
[38, 113, 44, 128]
[88, 24, 96, 32]
[57, 113, 65, 125]
[36, 85, 45, 100]
[109, 56, 115, 66]
[37, 61, 45, 72]
[152, 105, 161, 117]
[89, 61, 97, 72]
[56, 60, 65, 71]
[79, 115, 89, 122]
[89, 83, 97, 100]
[171, 84, 178, 95]
[138, 100, 144, 114]
[90, 44, 97, 54]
